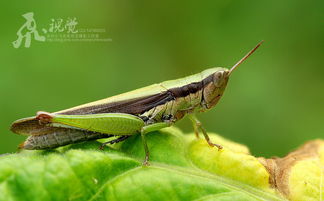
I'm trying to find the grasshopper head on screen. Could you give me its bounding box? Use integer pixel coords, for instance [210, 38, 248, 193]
[201, 68, 230, 109]
[201, 41, 263, 110]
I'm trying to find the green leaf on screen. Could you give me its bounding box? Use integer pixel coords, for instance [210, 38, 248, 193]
[0, 127, 285, 201]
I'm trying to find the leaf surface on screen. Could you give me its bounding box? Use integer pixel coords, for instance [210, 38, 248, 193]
[0, 127, 290, 201]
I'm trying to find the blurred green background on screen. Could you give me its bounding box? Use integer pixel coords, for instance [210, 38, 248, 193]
[0, 0, 323, 157]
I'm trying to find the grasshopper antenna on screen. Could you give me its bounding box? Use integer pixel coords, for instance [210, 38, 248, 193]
[228, 40, 264, 76]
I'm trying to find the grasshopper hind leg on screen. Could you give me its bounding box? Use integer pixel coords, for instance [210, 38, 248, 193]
[99, 135, 131, 150]
[141, 132, 150, 166]
[140, 122, 172, 166]
[189, 115, 223, 150]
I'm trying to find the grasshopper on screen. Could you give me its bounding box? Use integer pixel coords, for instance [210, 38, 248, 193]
[11, 41, 263, 165]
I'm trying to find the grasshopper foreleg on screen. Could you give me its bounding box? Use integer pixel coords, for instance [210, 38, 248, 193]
[189, 114, 223, 150]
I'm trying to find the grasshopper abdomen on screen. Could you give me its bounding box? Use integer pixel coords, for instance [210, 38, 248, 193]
[20, 128, 111, 150]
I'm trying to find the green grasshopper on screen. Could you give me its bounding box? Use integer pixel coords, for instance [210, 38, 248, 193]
[11, 41, 263, 165]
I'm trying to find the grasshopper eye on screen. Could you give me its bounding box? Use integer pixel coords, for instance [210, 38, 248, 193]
[213, 71, 225, 87]
[216, 71, 223, 79]
[214, 71, 224, 81]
